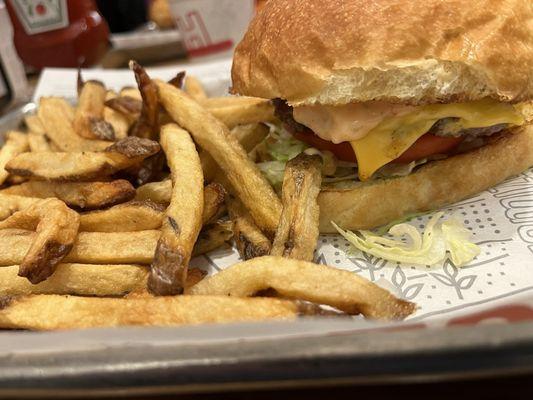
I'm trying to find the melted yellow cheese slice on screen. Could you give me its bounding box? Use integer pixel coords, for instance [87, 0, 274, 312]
[350, 99, 525, 181]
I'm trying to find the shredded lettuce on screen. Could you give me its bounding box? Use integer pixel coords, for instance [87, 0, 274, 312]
[375, 158, 428, 178]
[256, 127, 308, 188]
[266, 127, 308, 162]
[256, 125, 358, 188]
[442, 218, 481, 265]
[257, 160, 287, 189]
[332, 212, 480, 267]
[374, 211, 429, 235]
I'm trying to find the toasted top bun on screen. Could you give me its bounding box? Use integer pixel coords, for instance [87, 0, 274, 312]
[232, 0, 533, 106]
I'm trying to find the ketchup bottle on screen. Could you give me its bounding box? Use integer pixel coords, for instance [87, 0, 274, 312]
[5, 0, 110, 69]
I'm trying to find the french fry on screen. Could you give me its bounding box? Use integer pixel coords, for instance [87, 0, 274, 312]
[0, 194, 40, 220]
[38, 97, 111, 152]
[0, 264, 148, 296]
[156, 80, 282, 235]
[27, 131, 52, 152]
[187, 256, 416, 320]
[203, 97, 276, 129]
[6, 137, 160, 181]
[104, 94, 141, 122]
[271, 154, 322, 261]
[201, 182, 226, 225]
[129, 61, 159, 140]
[0, 131, 29, 185]
[228, 197, 271, 260]
[73, 80, 115, 140]
[24, 115, 46, 135]
[6, 175, 28, 185]
[194, 220, 233, 256]
[168, 71, 185, 89]
[25, 115, 56, 152]
[104, 91, 130, 139]
[148, 124, 204, 295]
[201, 123, 269, 182]
[80, 201, 165, 232]
[120, 87, 142, 100]
[184, 75, 207, 101]
[1, 180, 135, 210]
[0, 199, 80, 283]
[135, 179, 171, 203]
[185, 267, 207, 288]
[0, 294, 302, 330]
[0, 229, 159, 265]
[0, 225, 229, 266]
[136, 181, 226, 225]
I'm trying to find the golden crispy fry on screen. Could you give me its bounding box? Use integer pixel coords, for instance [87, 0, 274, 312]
[0, 225, 228, 266]
[27, 131, 52, 152]
[0, 194, 40, 220]
[187, 256, 416, 320]
[104, 94, 141, 122]
[124, 267, 206, 298]
[201, 182, 226, 225]
[168, 71, 185, 89]
[129, 61, 159, 140]
[74, 80, 115, 140]
[80, 201, 165, 232]
[135, 179, 171, 203]
[0, 229, 158, 265]
[194, 220, 233, 256]
[203, 97, 276, 129]
[24, 115, 58, 151]
[185, 267, 207, 288]
[0, 199, 80, 284]
[0, 264, 148, 296]
[1, 180, 135, 210]
[149, 124, 204, 295]
[0, 131, 29, 185]
[38, 97, 112, 152]
[120, 87, 142, 100]
[228, 197, 271, 260]
[156, 80, 282, 235]
[6, 175, 28, 185]
[6, 137, 160, 181]
[184, 75, 208, 101]
[25, 116, 55, 152]
[0, 294, 301, 330]
[24, 115, 46, 135]
[104, 91, 131, 139]
[135, 181, 226, 223]
[271, 154, 322, 261]
[201, 123, 269, 182]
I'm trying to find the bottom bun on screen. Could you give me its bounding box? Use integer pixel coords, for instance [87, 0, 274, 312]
[318, 124, 533, 233]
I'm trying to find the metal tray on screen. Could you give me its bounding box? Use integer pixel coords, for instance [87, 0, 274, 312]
[1, 104, 533, 398]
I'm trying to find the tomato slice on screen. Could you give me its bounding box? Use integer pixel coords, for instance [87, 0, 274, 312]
[391, 134, 464, 164]
[291, 129, 464, 165]
[291, 130, 357, 162]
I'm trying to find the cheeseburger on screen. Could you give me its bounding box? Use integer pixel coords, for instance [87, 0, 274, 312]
[231, 0, 533, 233]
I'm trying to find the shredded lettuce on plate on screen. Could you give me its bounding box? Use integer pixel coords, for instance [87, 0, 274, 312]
[332, 212, 480, 267]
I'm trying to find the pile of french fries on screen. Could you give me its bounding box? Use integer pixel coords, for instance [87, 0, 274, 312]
[0, 62, 416, 330]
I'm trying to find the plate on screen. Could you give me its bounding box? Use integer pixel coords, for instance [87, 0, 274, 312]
[1, 60, 533, 396]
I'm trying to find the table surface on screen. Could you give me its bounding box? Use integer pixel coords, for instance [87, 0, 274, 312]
[89, 374, 532, 399]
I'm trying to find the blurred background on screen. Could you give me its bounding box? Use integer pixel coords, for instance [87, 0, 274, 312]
[0, 0, 266, 114]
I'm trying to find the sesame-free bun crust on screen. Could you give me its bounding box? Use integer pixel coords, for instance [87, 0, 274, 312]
[317, 125, 533, 233]
[232, 0, 533, 106]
